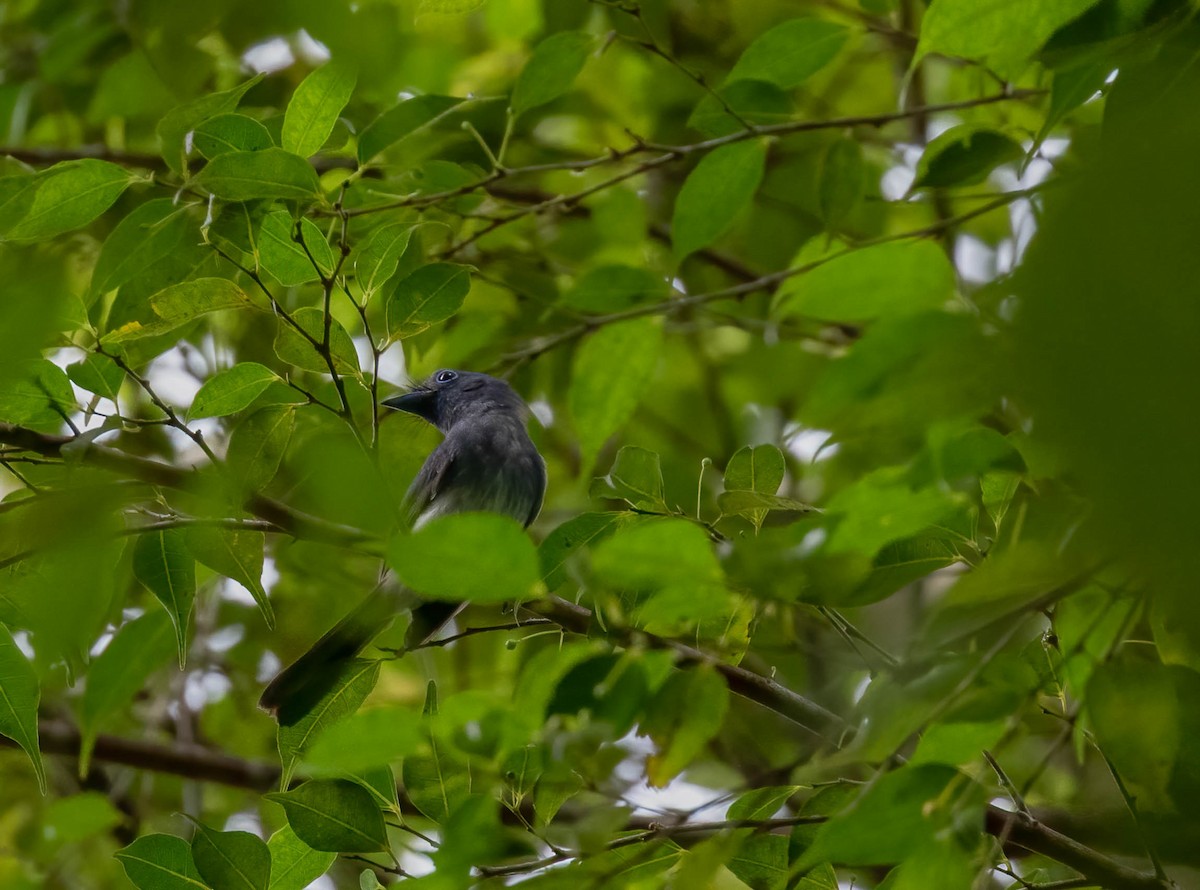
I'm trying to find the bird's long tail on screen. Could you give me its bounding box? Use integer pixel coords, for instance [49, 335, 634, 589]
[259, 583, 408, 724]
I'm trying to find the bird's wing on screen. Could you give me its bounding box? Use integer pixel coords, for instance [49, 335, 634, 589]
[400, 439, 458, 530]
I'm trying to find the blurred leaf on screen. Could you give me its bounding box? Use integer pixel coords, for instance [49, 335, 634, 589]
[115, 834, 205, 890]
[511, 31, 596, 117]
[727, 18, 849, 88]
[912, 126, 1023, 190]
[42, 793, 123, 846]
[132, 530, 196, 668]
[278, 659, 381, 788]
[0, 360, 77, 431]
[193, 149, 321, 201]
[540, 512, 626, 591]
[0, 624, 45, 793]
[915, 0, 1097, 77]
[273, 306, 359, 374]
[570, 318, 663, 466]
[358, 95, 464, 164]
[717, 490, 815, 525]
[185, 525, 272, 627]
[1034, 62, 1109, 150]
[191, 822, 271, 890]
[884, 837, 976, 890]
[227, 405, 296, 493]
[729, 785, 802, 820]
[641, 666, 729, 786]
[421, 0, 487, 11]
[305, 706, 423, 772]
[403, 742, 473, 823]
[797, 765, 959, 867]
[194, 113, 274, 158]
[688, 80, 793, 137]
[266, 825, 335, 890]
[563, 265, 667, 313]
[258, 212, 336, 286]
[266, 779, 387, 853]
[547, 652, 650, 737]
[389, 513, 540, 603]
[1088, 657, 1178, 809]
[189, 363, 280, 419]
[355, 221, 424, 299]
[79, 611, 174, 774]
[824, 474, 959, 557]
[90, 198, 192, 296]
[157, 75, 263, 173]
[593, 518, 721, 589]
[910, 721, 1007, 765]
[589, 446, 667, 512]
[66, 353, 124, 401]
[384, 262, 471, 338]
[776, 241, 955, 322]
[672, 140, 766, 259]
[817, 138, 865, 230]
[3, 160, 135, 241]
[282, 61, 357, 158]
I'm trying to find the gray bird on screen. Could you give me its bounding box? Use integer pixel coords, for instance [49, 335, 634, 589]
[259, 369, 546, 723]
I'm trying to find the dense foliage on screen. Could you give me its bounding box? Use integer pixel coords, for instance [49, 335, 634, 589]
[0, 0, 1197, 887]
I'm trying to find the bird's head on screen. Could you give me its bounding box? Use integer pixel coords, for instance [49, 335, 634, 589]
[382, 369, 529, 432]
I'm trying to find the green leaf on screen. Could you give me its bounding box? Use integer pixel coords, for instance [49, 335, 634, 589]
[157, 75, 263, 174]
[671, 139, 766, 259]
[1087, 658, 1179, 809]
[90, 198, 193, 296]
[282, 61, 357, 158]
[273, 307, 359, 374]
[193, 148, 320, 201]
[641, 666, 729, 786]
[389, 513, 540, 603]
[824, 475, 959, 558]
[115, 834, 207, 890]
[727, 18, 849, 88]
[266, 825, 335, 890]
[539, 512, 627, 591]
[0, 623, 45, 793]
[305, 706, 424, 773]
[133, 530, 196, 668]
[257, 211, 336, 287]
[688, 80, 793, 137]
[226, 405, 296, 493]
[722, 445, 789, 526]
[3, 160, 135, 241]
[817, 138, 865, 230]
[357, 95, 465, 164]
[912, 126, 1023, 190]
[0, 360, 78, 430]
[185, 525, 272, 627]
[191, 822, 271, 890]
[189, 363, 280, 419]
[67, 353, 125, 401]
[193, 113, 274, 158]
[569, 318, 663, 466]
[1034, 62, 1109, 151]
[355, 222, 425, 299]
[384, 262, 471, 339]
[403, 743, 472, 823]
[42, 793, 124, 846]
[79, 611, 174, 774]
[725, 444, 785, 494]
[717, 490, 815, 526]
[150, 278, 254, 324]
[278, 659, 381, 788]
[910, 721, 1007, 766]
[797, 765, 959, 868]
[589, 446, 668, 512]
[775, 241, 956, 323]
[265, 779, 388, 853]
[420, 0, 487, 12]
[511, 31, 596, 117]
[563, 265, 667, 313]
[915, 0, 1097, 78]
[729, 785, 803, 820]
[592, 518, 721, 589]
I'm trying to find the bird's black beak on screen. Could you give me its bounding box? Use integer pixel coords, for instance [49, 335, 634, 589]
[382, 389, 437, 423]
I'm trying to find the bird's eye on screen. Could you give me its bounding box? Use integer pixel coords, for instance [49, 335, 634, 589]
[435, 369, 457, 384]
